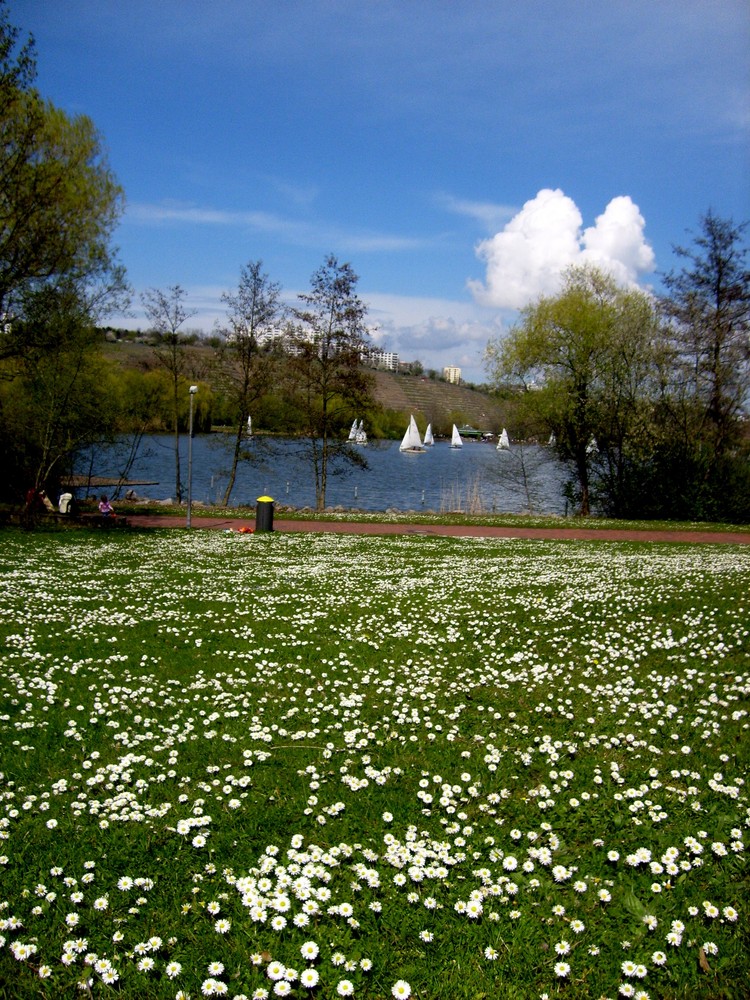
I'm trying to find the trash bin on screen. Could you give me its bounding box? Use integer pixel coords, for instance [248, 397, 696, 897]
[255, 495, 274, 532]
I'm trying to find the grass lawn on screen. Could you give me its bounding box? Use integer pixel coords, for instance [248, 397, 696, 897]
[0, 528, 748, 999]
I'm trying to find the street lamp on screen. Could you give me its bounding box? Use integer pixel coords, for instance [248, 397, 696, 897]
[187, 385, 198, 528]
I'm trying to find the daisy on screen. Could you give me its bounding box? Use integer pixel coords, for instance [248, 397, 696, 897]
[392, 982, 411, 998]
[554, 962, 570, 977]
[300, 969, 319, 989]
[337, 981, 354, 996]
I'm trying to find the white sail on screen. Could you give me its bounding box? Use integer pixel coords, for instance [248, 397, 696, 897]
[450, 424, 463, 448]
[548, 432, 556, 447]
[246, 415, 252, 436]
[423, 423, 434, 446]
[399, 414, 425, 452]
[348, 419, 358, 441]
[586, 436, 599, 455]
[355, 420, 367, 445]
[496, 428, 510, 450]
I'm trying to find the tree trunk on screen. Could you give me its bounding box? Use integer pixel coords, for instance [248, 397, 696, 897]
[222, 418, 245, 507]
[576, 448, 590, 516]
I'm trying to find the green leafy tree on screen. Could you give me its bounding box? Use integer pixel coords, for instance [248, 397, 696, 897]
[0, 3, 127, 504]
[485, 265, 661, 515]
[0, 283, 116, 503]
[286, 254, 374, 510]
[0, 3, 125, 322]
[215, 261, 281, 506]
[141, 285, 197, 503]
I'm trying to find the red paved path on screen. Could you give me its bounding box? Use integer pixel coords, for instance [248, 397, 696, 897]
[125, 514, 750, 545]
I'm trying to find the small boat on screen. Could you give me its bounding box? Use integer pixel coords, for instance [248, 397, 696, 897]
[423, 423, 434, 447]
[399, 414, 425, 453]
[354, 420, 367, 446]
[586, 436, 599, 455]
[496, 428, 510, 451]
[348, 419, 358, 442]
[548, 432, 556, 447]
[450, 424, 463, 449]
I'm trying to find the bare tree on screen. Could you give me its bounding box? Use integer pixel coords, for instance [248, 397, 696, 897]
[215, 261, 281, 506]
[142, 285, 196, 502]
[286, 255, 374, 510]
[661, 212, 750, 463]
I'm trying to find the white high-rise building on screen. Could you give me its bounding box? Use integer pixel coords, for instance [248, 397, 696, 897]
[365, 348, 400, 371]
[443, 366, 461, 384]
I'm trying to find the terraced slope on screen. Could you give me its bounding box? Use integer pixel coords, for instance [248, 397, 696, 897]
[372, 371, 504, 432]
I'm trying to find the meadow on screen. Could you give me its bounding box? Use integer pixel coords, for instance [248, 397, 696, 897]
[0, 528, 747, 1000]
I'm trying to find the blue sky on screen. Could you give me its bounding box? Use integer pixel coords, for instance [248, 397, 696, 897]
[14, 0, 750, 382]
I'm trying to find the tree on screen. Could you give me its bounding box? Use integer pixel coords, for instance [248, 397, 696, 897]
[286, 254, 374, 510]
[660, 212, 749, 464]
[215, 261, 281, 505]
[0, 283, 116, 502]
[142, 285, 197, 503]
[0, 3, 128, 504]
[0, 3, 125, 322]
[485, 265, 661, 515]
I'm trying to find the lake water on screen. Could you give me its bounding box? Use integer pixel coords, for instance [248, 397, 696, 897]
[83, 434, 570, 515]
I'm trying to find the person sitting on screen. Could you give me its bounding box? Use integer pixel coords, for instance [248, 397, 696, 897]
[98, 495, 115, 517]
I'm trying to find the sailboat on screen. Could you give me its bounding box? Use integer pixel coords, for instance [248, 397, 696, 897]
[348, 419, 358, 441]
[399, 414, 425, 453]
[354, 419, 367, 445]
[450, 424, 463, 449]
[496, 428, 510, 451]
[423, 423, 434, 447]
[246, 415, 252, 436]
[586, 436, 599, 455]
[548, 432, 556, 447]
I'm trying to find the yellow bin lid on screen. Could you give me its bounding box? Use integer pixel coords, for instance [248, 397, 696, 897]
[256, 496, 274, 502]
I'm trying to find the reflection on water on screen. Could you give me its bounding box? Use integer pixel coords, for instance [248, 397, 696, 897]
[81, 434, 570, 514]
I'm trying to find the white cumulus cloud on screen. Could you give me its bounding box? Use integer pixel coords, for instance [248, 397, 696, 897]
[469, 189, 655, 310]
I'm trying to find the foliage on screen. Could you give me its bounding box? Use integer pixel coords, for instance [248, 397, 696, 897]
[0, 283, 117, 503]
[485, 220, 750, 524]
[0, 3, 128, 504]
[0, 2, 126, 321]
[485, 265, 662, 516]
[0, 530, 747, 999]
[286, 255, 375, 509]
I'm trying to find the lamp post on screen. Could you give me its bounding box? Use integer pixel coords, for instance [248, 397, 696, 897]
[187, 385, 198, 528]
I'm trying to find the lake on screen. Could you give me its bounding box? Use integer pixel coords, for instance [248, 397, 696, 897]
[82, 434, 570, 515]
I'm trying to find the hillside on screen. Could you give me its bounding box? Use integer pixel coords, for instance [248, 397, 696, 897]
[371, 370, 505, 433]
[101, 340, 506, 434]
